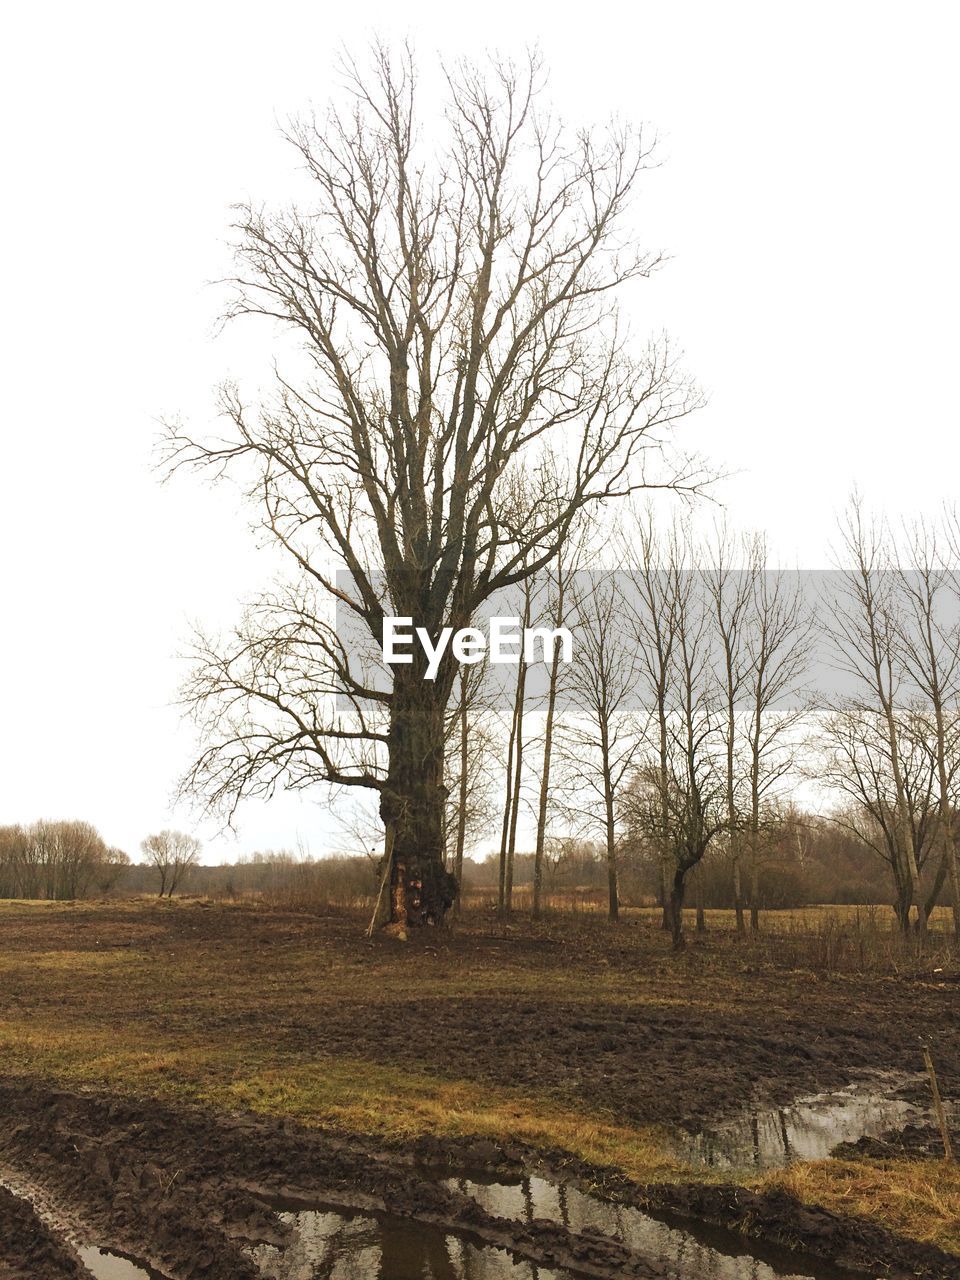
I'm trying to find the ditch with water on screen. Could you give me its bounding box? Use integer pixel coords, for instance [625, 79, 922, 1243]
[9, 1071, 936, 1280]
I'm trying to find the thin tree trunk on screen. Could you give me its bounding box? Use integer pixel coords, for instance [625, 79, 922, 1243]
[749, 825, 760, 932]
[453, 673, 469, 918]
[604, 777, 619, 922]
[669, 868, 687, 949]
[506, 661, 526, 910]
[533, 645, 561, 920]
[732, 836, 745, 934]
[498, 698, 519, 913]
[660, 856, 672, 931]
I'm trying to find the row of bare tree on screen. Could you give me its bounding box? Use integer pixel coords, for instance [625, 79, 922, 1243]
[445, 503, 960, 948]
[0, 824, 203, 901]
[0, 822, 129, 900]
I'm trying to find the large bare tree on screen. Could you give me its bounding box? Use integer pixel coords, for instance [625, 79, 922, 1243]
[170, 45, 704, 930]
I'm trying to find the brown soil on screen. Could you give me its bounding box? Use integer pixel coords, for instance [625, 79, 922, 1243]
[2, 903, 959, 1278]
[834, 1123, 952, 1160]
[7, 902, 956, 1132]
[0, 1184, 85, 1280]
[0, 1079, 957, 1280]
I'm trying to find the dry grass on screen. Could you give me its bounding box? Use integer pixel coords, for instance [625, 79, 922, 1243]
[764, 1157, 960, 1255]
[1, 897, 958, 1254]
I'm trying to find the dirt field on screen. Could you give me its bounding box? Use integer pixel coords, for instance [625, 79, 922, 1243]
[0, 899, 957, 1278]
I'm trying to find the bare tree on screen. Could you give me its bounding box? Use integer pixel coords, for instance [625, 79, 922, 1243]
[622, 514, 685, 930]
[894, 518, 960, 940]
[704, 523, 754, 933]
[816, 704, 940, 928]
[0, 821, 117, 901]
[141, 830, 202, 898]
[168, 45, 705, 932]
[497, 571, 535, 913]
[741, 548, 812, 931]
[559, 573, 641, 920]
[531, 528, 585, 918]
[824, 500, 927, 934]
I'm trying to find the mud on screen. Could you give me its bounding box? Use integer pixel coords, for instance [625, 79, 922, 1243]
[0, 1184, 85, 1280]
[0, 1081, 957, 1280]
[3, 903, 958, 1137]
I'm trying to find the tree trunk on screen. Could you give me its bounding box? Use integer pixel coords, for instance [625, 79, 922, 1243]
[532, 646, 561, 920]
[947, 837, 960, 945]
[695, 873, 706, 933]
[453, 675, 469, 918]
[498, 678, 521, 913]
[659, 856, 672, 931]
[669, 868, 687, 949]
[924, 848, 950, 929]
[732, 837, 745, 934]
[605, 784, 619, 923]
[382, 676, 456, 931]
[505, 658, 527, 911]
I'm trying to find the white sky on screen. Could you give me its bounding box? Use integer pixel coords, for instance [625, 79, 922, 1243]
[1, 1, 958, 862]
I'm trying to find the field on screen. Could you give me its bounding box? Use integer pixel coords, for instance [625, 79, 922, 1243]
[0, 898, 958, 1279]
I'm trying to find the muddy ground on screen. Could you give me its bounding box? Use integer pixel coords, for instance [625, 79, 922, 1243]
[0, 903, 958, 1278]
[0, 1079, 957, 1280]
[2, 903, 957, 1131]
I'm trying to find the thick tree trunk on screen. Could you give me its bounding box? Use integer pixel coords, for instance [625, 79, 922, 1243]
[381, 677, 456, 931]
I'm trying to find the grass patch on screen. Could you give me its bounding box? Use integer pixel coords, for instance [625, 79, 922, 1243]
[763, 1157, 960, 1254]
[2, 897, 958, 1256]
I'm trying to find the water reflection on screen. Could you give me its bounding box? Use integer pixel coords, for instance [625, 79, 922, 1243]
[448, 1176, 848, 1280]
[77, 1245, 158, 1280]
[248, 1182, 853, 1280]
[676, 1075, 922, 1169]
[249, 1207, 572, 1280]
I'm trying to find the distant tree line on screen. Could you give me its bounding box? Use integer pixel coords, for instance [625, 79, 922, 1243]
[0, 821, 129, 900]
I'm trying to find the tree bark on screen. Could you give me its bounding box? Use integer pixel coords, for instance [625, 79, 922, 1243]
[382, 676, 456, 931]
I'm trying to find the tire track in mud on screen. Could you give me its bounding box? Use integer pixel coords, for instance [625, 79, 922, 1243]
[0, 1079, 956, 1280]
[0, 1179, 87, 1280]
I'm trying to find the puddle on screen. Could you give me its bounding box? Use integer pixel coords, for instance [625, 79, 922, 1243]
[445, 1175, 855, 1280]
[78, 1246, 162, 1280]
[249, 1204, 577, 1279]
[249, 1181, 859, 1280]
[674, 1073, 925, 1169]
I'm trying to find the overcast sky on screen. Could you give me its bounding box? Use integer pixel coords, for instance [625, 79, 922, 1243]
[1, 1, 957, 862]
